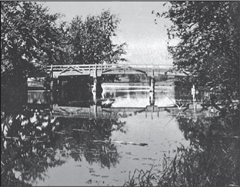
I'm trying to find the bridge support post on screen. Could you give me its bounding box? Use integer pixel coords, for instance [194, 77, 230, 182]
[92, 90, 97, 104]
[90, 104, 97, 119]
[50, 78, 57, 92]
[49, 64, 54, 92]
[191, 84, 196, 102]
[91, 65, 103, 97]
[92, 77, 98, 92]
[150, 77, 155, 92]
[50, 78, 57, 104]
[149, 91, 155, 106]
[149, 77, 155, 110]
[92, 65, 98, 93]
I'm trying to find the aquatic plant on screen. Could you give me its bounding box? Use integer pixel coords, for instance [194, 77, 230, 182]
[123, 113, 240, 187]
[124, 166, 159, 187]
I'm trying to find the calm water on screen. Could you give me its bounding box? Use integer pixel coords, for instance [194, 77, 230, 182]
[2, 81, 238, 186]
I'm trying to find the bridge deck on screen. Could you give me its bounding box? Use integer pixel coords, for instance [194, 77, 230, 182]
[47, 64, 189, 78]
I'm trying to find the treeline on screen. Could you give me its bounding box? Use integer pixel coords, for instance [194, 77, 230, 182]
[1, 2, 126, 77]
[1, 2, 126, 112]
[154, 1, 239, 111]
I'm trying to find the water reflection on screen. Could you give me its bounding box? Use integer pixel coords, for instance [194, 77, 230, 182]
[123, 103, 239, 186]
[3, 81, 237, 186]
[166, 113, 239, 186]
[50, 83, 187, 120]
[1, 108, 63, 186]
[1, 107, 126, 185]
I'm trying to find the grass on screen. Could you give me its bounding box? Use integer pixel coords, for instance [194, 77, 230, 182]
[123, 112, 240, 187]
[124, 166, 159, 187]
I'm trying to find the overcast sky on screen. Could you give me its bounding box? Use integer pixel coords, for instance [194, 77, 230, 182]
[41, 1, 175, 65]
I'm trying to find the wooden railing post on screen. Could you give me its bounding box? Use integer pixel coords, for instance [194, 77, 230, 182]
[48, 63, 184, 78]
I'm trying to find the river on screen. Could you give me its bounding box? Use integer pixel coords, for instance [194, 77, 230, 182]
[1, 80, 239, 186]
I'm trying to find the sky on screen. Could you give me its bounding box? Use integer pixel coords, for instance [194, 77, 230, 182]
[41, 1, 175, 65]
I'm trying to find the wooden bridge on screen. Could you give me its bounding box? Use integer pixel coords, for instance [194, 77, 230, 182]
[47, 64, 189, 78]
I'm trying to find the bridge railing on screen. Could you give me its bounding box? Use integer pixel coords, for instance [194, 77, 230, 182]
[46, 63, 192, 78]
[47, 63, 173, 69]
[47, 64, 173, 74]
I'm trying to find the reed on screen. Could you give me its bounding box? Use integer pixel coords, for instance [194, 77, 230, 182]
[123, 112, 240, 187]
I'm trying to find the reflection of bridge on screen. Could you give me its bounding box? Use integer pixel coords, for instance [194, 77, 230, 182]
[52, 104, 187, 119]
[26, 101, 218, 120]
[47, 64, 189, 78]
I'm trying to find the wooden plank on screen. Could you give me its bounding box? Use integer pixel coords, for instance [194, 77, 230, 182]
[47, 64, 187, 78]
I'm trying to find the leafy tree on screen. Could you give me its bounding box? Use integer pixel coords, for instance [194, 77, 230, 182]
[57, 10, 127, 65]
[1, 1, 62, 112]
[1, 1, 62, 78]
[154, 2, 240, 103]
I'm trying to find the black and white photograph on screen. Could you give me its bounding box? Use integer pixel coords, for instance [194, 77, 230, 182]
[1, 1, 239, 186]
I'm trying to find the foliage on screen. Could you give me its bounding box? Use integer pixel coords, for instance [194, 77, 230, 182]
[1, 3, 127, 111]
[1, 3, 127, 76]
[124, 113, 239, 187]
[155, 1, 240, 102]
[124, 166, 159, 187]
[1, 1, 62, 78]
[1, 2, 63, 112]
[1, 106, 126, 185]
[57, 10, 127, 65]
[128, 74, 147, 82]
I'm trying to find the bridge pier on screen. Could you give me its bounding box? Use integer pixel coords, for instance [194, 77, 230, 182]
[148, 76, 155, 107]
[149, 77, 155, 92]
[191, 84, 196, 102]
[149, 91, 155, 106]
[50, 78, 59, 103]
[50, 78, 60, 92]
[92, 77, 98, 93]
[91, 65, 103, 95]
[92, 77, 103, 101]
[92, 90, 97, 104]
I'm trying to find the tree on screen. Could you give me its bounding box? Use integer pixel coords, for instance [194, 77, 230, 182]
[1, 1, 61, 79]
[1, 1, 62, 112]
[154, 2, 240, 103]
[57, 10, 127, 65]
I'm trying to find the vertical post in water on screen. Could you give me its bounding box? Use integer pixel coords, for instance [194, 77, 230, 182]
[151, 107, 153, 119]
[93, 89, 97, 104]
[92, 78, 97, 92]
[191, 84, 196, 112]
[90, 103, 97, 119]
[92, 65, 97, 93]
[150, 76, 155, 92]
[149, 90, 155, 106]
[92, 91, 97, 118]
[50, 64, 53, 91]
[50, 64, 53, 109]
[94, 104, 97, 118]
[191, 84, 196, 102]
